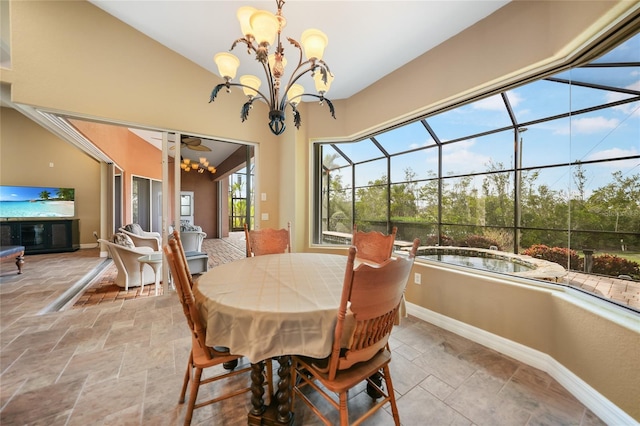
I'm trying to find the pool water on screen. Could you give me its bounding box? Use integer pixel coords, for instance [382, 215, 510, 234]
[420, 254, 533, 273]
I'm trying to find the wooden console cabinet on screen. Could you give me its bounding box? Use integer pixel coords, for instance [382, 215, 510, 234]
[0, 219, 80, 254]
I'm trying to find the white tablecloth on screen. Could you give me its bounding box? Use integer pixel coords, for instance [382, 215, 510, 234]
[194, 253, 347, 363]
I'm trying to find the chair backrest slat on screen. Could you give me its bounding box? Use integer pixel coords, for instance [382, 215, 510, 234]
[328, 238, 419, 378]
[352, 225, 397, 264]
[244, 222, 291, 257]
[170, 230, 195, 288]
[164, 238, 211, 359]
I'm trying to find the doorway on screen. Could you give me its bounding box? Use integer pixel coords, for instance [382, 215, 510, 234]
[180, 191, 194, 225]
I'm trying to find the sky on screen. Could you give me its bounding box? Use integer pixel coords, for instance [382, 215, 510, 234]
[324, 33, 640, 197]
[0, 186, 71, 202]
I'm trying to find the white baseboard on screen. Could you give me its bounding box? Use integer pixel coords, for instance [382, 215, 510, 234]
[406, 302, 638, 426]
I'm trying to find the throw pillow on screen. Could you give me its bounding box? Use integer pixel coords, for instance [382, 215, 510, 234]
[124, 223, 144, 235]
[113, 232, 135, 249]
[180, 223, 202, 232]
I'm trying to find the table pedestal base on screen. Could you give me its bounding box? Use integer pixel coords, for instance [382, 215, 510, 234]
[248, 356, 294, 426]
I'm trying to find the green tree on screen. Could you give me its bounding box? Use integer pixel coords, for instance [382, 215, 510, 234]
[482, 161, 513, 227]
[391, 168, 419, 219]
[587, 171, 640, 232]
[355, 177, 387, 223]
[56, 188, 74, 201]
[323, 153, 352, 232]
[39, 190, 51, 200]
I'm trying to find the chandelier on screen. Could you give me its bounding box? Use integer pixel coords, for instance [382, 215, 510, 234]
[209, 0, 336, 136]
[180, 157, 216, 174]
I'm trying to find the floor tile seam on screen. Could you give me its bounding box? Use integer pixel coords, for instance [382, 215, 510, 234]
[424, 376, 477, 425]
[65, 373, 91, 425]
[0, 376, 27, 414]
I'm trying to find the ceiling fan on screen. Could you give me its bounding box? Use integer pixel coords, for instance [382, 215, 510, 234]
[154, 135, 212, 152]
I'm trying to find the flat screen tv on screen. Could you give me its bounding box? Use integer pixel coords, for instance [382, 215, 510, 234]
[0, 185, 75, 218]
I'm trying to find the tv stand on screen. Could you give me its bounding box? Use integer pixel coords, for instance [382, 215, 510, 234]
[0, 219, 79, 254]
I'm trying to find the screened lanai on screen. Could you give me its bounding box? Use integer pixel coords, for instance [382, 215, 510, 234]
[316, 31, 640, 312]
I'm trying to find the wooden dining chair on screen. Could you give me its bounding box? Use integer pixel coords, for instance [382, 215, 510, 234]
[244, 221, 291, 257]
[351, 224, 398, 264]
[169, 230, 195, 288]
[165, 238, 271, 425]
[292, 238, 420, 426]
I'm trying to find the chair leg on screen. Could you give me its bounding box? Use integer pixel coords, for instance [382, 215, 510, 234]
[179, 352, 193, 404]
[184, 366, 203, 426]
[382, 365, 400, 426]
[339, 391, 349, 426]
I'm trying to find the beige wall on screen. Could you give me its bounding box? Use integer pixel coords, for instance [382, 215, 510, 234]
[0, 107, 100, 245]
[2, 0, 638, 420]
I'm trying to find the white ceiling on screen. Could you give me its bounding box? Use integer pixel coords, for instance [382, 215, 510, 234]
[86, 1, 510, 168]
[90, 1, 510, 101]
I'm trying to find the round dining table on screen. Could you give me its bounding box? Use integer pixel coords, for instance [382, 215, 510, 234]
[194, 252, 348, 425]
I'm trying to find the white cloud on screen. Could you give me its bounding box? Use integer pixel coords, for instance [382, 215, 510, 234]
[554, 116, 620, 135]
[409, 137, 435, 150]
[423, 138, 491, 172]
[584, 147, 639, 162]
[472, 94, 509, 111]
[606, 79, 640, 116]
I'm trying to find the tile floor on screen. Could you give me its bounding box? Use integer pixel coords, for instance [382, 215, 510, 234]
[0, 237, 607, 425]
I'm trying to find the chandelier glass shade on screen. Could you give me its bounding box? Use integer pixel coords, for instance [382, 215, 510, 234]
[180, 157, 216, 174]
[209, 0, 336, 136]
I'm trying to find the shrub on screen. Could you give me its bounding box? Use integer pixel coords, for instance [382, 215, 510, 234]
[592, 254, 640, 279]
[424, 234, 455, 246]
[521, 244, 581, 269]
[458, 234, 501, 250]
[481, 228, 513, 252]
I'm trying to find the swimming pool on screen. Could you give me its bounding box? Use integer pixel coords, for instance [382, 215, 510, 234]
[420, 254, 533, 273]
[409, 246, 567, 281]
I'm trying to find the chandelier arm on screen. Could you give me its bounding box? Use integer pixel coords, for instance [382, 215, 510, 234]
[279, 61, 325, 110]
[209, 82, 270, 107]
[286, 36, 305, 72]
[259, 58, 279, 111]
[230, 37, 257, 55]
[291, 93, 336, 120]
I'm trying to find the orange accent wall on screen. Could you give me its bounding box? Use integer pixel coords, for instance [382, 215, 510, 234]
[70, 120, 162, 225]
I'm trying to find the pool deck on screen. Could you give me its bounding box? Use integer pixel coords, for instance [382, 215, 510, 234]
[565, 271, 639, 309]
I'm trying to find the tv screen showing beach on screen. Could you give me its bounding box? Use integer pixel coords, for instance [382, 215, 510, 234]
[0, 186, 75, 218]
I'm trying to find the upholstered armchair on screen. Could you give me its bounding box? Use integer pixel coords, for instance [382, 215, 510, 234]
[99, 234, 157, 291]
[168, 223, 208, 275]
[119, 223, 161, 251]
[179, 231, 204, 251]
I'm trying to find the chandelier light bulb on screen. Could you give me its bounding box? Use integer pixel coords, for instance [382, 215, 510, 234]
[239, 75, 262, 97]
[237, 6, 256, 38]
[287, 84, 304, 105]
[301, 29, 328, 61]
[314, 71, 334, 95]
[214, 52, 240, 80]
[250, 10, 279, 47]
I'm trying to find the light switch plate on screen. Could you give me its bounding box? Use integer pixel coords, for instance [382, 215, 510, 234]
[261, 213, 269, 220]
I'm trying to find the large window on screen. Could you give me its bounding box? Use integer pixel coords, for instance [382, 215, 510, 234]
[315, 31, 639, 312]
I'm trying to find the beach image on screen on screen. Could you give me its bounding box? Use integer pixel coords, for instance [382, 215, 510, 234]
[0, 186, 75, 218]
